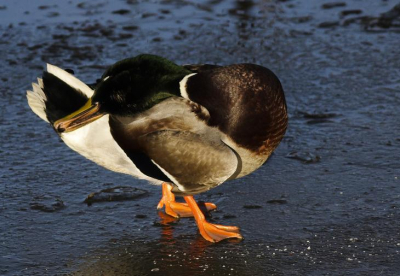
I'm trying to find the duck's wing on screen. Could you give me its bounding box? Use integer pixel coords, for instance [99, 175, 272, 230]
[138, 130, 239, 195]
[109, 97, 240, 195]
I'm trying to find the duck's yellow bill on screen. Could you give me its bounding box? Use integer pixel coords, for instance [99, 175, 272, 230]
[54, 99, 104, 133]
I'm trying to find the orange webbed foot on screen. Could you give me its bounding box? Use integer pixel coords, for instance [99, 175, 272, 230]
[200, 221, 243, 242]
[184, 196, 243, 243]
[157, 183, 216, 218]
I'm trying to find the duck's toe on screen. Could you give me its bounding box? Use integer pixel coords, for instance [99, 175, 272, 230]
[201, 221, 243, 243]
[209, 223, 240, 233]
[184, 195, 243, 243]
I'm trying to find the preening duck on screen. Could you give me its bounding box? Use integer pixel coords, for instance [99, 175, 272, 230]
[27, 54, 288, 242]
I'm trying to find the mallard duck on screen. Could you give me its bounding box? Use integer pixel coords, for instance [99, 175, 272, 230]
[27, 54, 288, 242]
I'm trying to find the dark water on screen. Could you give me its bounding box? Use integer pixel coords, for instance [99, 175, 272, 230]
[1, 0, 400, 275]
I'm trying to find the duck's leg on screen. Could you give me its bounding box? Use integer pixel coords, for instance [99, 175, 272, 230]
[184, 196, 243, 242]
[157, 182, 216, 218]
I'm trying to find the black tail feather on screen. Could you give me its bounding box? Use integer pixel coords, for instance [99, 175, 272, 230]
[42, 72, 88, 124]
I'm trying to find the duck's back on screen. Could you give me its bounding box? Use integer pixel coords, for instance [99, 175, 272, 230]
[183, 64, 288, 177]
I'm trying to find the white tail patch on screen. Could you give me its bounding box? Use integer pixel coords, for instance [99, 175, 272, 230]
[37, 78, 44, 88]
[27, 81, 49, 123]
[47, 64, 94, 98]
[26, 88, 49, 123]
[32, 82, 47, 101]
[179, 73, 196, 100]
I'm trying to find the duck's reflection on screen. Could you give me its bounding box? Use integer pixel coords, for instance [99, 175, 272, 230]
[156, 211, 212, 273]
[72, 211, 277, 276]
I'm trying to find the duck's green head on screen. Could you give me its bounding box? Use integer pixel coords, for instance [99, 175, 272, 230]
[55, 55, 190, 133]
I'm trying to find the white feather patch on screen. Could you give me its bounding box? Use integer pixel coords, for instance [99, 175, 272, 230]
[27, 80, 49, 123]
[32, 82, 47, 101]
[179, 73, 196, 100]
[37, 78, 44, 88]
[47, 63, 94, 98]
[61, 115, 162, 185]
[26, 90, 49, 123]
